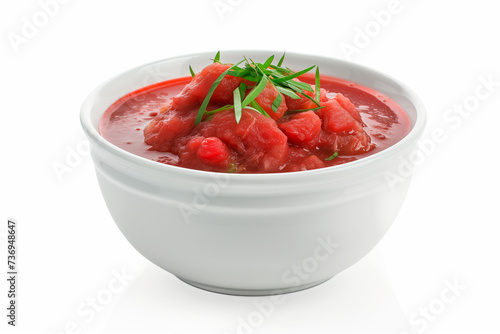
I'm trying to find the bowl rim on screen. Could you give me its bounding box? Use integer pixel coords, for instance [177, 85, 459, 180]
[80, 50, 426, 180]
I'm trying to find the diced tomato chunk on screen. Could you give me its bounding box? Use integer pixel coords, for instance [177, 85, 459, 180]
[143, 110, 196, 151]
[335, 93, 363, 123]
[337, 133, 374, 155]
[237, 109, 289, 171]
[184, 136, 204, 152]
[315, 98, 374, 155]
[253, 81, 287, 121]
[300, 155, 325, 170]
[285, 154, 325, 172]
[321, 99, 363, 134]
[196, 137, 230, 165]
[196, 109, 288, 172]
[278, 111, 321, 148]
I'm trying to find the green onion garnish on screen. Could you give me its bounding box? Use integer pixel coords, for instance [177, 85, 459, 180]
[193, 52, 320, 125]
[213, 50, 221, 63]
[262, 55, 275, 69]
[325, 152, 339, 161]
[271, 93, 283, 113]
[233, 86, 242, 124]
[276, 86, 300, 99]
[241, 74, 268, 108]
[277, 52, 286, 67]
[315, 66, 321, 102]
[250, 100, 271, 118]
[271, 65, 316, 84]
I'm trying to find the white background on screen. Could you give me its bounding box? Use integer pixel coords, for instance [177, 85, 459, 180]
[1, 0, 499, 333]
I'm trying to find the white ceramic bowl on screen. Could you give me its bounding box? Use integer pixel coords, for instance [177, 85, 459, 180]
[81, 50, 426, 295]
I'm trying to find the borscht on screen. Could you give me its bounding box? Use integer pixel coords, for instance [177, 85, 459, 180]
[100, 52, 411, 173]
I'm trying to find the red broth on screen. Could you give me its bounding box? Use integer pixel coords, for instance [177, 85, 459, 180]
[100, 74, 411, 173]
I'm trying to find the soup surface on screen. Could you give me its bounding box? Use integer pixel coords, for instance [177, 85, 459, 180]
[100, 60, 411, 173]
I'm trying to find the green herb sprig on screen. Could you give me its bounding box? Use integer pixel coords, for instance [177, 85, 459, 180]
[325, 152, 339, 161]
[192, 52, 324, 125]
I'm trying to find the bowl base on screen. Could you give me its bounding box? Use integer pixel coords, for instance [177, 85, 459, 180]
[177, 276, 333, 296]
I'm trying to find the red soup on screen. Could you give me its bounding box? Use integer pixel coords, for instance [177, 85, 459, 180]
[100, 56, 411, 173]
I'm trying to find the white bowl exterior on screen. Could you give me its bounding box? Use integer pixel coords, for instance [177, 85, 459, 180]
[81, 51, 425, 293]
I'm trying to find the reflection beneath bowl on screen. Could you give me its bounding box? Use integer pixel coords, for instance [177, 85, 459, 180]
[103, 253, 414, 333]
